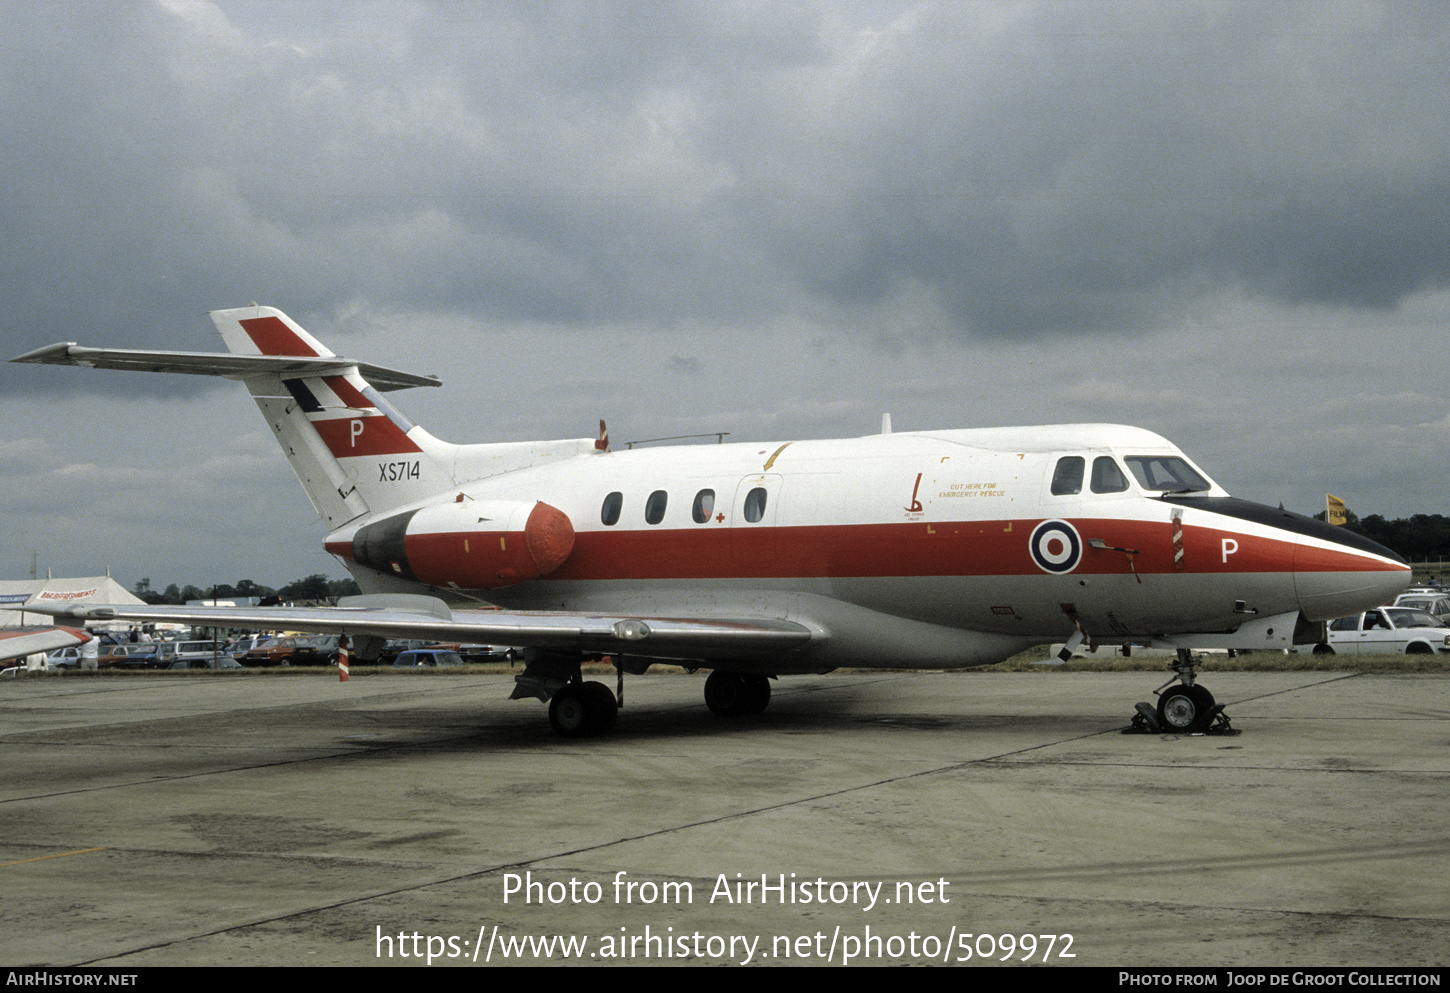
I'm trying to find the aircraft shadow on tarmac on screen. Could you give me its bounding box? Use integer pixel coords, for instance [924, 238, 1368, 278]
[327, 686, 1124, 752]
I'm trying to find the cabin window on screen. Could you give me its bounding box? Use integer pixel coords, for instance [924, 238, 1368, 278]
[600, 491, 623, 526]
[1050, 456, 1084, 495]
[1124, 456, 1211, 493]
[692, 489, 716, 523]
[645, 490, 668, 524]
[743, 487, 768, 523]
[1091, 456, 1129, 494]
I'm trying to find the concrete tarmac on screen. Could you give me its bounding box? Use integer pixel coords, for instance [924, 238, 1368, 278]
[1, 668, 1447, 968]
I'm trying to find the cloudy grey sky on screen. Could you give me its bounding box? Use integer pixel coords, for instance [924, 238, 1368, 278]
[4, 0, 1450, 590]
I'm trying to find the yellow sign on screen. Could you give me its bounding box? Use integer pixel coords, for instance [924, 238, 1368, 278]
[1326, 494, 1347, 526]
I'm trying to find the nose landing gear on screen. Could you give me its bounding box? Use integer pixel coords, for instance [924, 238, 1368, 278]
[1127, 649, 1237, 735]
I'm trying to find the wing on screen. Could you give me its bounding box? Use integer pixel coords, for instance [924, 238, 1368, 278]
[0, 626, 90, 662]
[20, 594, 819, 667]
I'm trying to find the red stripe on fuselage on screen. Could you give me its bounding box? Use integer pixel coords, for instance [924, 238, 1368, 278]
[313, 415, 422, 457]
[386, 517, 1400, 585]
[239, 316, 319, 357]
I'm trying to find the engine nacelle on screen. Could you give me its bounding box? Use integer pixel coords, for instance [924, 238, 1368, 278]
[349, 499, 575, 589]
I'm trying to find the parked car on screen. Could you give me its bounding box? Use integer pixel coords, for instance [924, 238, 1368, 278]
[156, 640, 234, 668]
[98, 644, 133, 667]
[99, 644, 166, 669]
[168, 657, 244, 670]
[392, 650, 465, 669]
[241, 634, 340, 667]
[45, 646, 86, 670]
[224, 635, 274, 662]
[1392, 592, 1450, 622]
[376, 639, 432, 666]
[1318, 607, 1450, 654]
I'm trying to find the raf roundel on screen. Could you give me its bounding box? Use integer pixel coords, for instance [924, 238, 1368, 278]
[1030, 519, 1082, 574]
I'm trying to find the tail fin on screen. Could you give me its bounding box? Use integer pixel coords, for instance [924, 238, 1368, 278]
[13, 305, 604, 531]
[209, 306, 458, 527]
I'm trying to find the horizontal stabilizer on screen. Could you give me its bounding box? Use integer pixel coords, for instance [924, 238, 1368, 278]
[10, 343, 441, 393]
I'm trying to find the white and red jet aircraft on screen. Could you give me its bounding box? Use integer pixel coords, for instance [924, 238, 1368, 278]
[14, 307, 1410, 735]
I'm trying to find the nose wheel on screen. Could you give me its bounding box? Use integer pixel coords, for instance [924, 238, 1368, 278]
[1156, 683, 1216, 732]
[1127, 649, 1236, 735]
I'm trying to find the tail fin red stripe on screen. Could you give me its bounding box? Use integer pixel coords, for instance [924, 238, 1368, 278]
[313, 416, 422, 457]
[239, 316, 322, 357]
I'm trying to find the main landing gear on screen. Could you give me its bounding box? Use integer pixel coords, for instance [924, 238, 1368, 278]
[703, 671, 773, 717]
[548, 679, 619, 738]
[1127, 649, 1236, 735]
[529, 660, 775, 738]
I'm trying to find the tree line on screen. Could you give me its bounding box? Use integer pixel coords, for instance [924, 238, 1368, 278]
[131, 574, 361, 605]
[1317, 512, 1450, 564]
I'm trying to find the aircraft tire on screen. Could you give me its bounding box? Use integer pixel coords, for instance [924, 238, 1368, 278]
[1156, 684, 1213, 733]
[549, 685, 594, 738]
[704, 670, 748, 716]
[580, 680, 618, 731]
[742, 675, 771, 714]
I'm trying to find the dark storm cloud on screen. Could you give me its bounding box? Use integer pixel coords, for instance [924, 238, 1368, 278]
[4, 0, 1450, 399]
[727, 1, 1450, 336]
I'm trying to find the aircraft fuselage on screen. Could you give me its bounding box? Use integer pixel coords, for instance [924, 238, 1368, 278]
[326, 423, 1409, 668]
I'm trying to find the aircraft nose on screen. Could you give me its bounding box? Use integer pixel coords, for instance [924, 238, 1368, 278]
[1294, 527, 1411, 621]
[1161, 495, 1410, 621]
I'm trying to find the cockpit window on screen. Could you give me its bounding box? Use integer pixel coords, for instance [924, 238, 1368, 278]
[1050, 456, 1084, 495]
[1090, 456, 1129, 494]
[1123, 456, 1211, 493]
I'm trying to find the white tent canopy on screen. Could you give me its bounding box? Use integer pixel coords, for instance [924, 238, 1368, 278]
[0, 577, 144, 630]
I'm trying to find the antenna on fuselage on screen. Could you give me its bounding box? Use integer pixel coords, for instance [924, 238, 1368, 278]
[881, 413, 892, 434]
